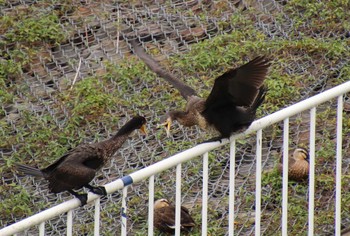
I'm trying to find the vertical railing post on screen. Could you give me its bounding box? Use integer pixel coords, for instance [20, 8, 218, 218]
[67, 210, 73, 236]
[175, 163, 182, 236]
[121, 186, 128, 236]
[39, 222, 45, 236]
[148, 175, 155, 236]
[282, 118, 289, 235]
[255, 129, 263, 236]
[202, 152, 209, 235]
[335, 96, 343, 235]
[228, 140, 236, 236]
[308, 107, 316, 236]
[94, 198, 100, 236]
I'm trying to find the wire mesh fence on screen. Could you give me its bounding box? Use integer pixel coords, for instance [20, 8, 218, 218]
[1, 0, 350, 235]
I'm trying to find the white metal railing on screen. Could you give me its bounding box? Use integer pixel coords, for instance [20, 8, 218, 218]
[2, 80, 350, 236]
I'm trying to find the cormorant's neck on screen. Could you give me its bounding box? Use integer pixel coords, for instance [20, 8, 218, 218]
[100, 130, 134, 158]
[115, 123, 137, 137]
[112, 130, 134, 141]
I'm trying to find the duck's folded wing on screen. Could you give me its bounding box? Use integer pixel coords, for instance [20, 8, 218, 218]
[161, 206, 176, 224]
[180, 206, 196, 226]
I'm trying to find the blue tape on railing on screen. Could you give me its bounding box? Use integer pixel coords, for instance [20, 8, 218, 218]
[121, 176, 133, 186]
[121, 207, 127, 218]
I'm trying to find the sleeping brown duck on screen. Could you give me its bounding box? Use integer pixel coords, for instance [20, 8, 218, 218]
[16, 116, 147, 206]
[154, 199, 196, 234]
[130, 40, 270, 142]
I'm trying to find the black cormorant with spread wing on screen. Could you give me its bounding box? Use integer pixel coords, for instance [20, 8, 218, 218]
[130, 40, 270, 142]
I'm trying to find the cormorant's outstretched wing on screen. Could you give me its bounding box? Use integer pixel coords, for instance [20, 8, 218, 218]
[130, 40, 197, 100]
[205, 56, 270, 109]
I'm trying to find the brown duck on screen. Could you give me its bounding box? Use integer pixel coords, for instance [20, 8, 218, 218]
[278, 147, 309, 181]
[154, 199, 196, 234]
[130, 40, 270, 142]
[16, 116, 147, 206]
[342, 227, 350, 236]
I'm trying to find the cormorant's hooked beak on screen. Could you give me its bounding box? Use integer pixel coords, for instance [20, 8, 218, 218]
[139, 124, 147, 136]
[160, 117, 172, 137]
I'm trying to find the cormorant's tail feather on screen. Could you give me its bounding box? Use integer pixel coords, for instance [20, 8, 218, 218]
[251, 86, 267, 111]
[129, 39, 197, 99]
[16, 163, 44, 177]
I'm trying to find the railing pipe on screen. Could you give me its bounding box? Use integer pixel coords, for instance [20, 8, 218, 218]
[67, 210, 73, 236]
[39, 222, 45, 236]
[308, 107, 316, 235]
[2, 81, 350, 236]
[94, 198, 100, 236]
[175, 163, 182, 236]
[282, 118, 289, 235]
[249, 80, 350, 132]
[255, 129, 263, 236]
[228, 140, 236, 236]
[121, 187, 128, 236]
[202, 152, 209, 235]
[148, 175, 155, 236]
[335, 95, 343, 235]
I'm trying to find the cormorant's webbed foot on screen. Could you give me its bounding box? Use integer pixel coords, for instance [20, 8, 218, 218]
[68, 190, 88, 206]
[202, 136, 225, 144]
[85, 184, 107, 196]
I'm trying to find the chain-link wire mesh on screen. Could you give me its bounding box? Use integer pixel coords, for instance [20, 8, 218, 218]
[1, 0, 350, 235]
